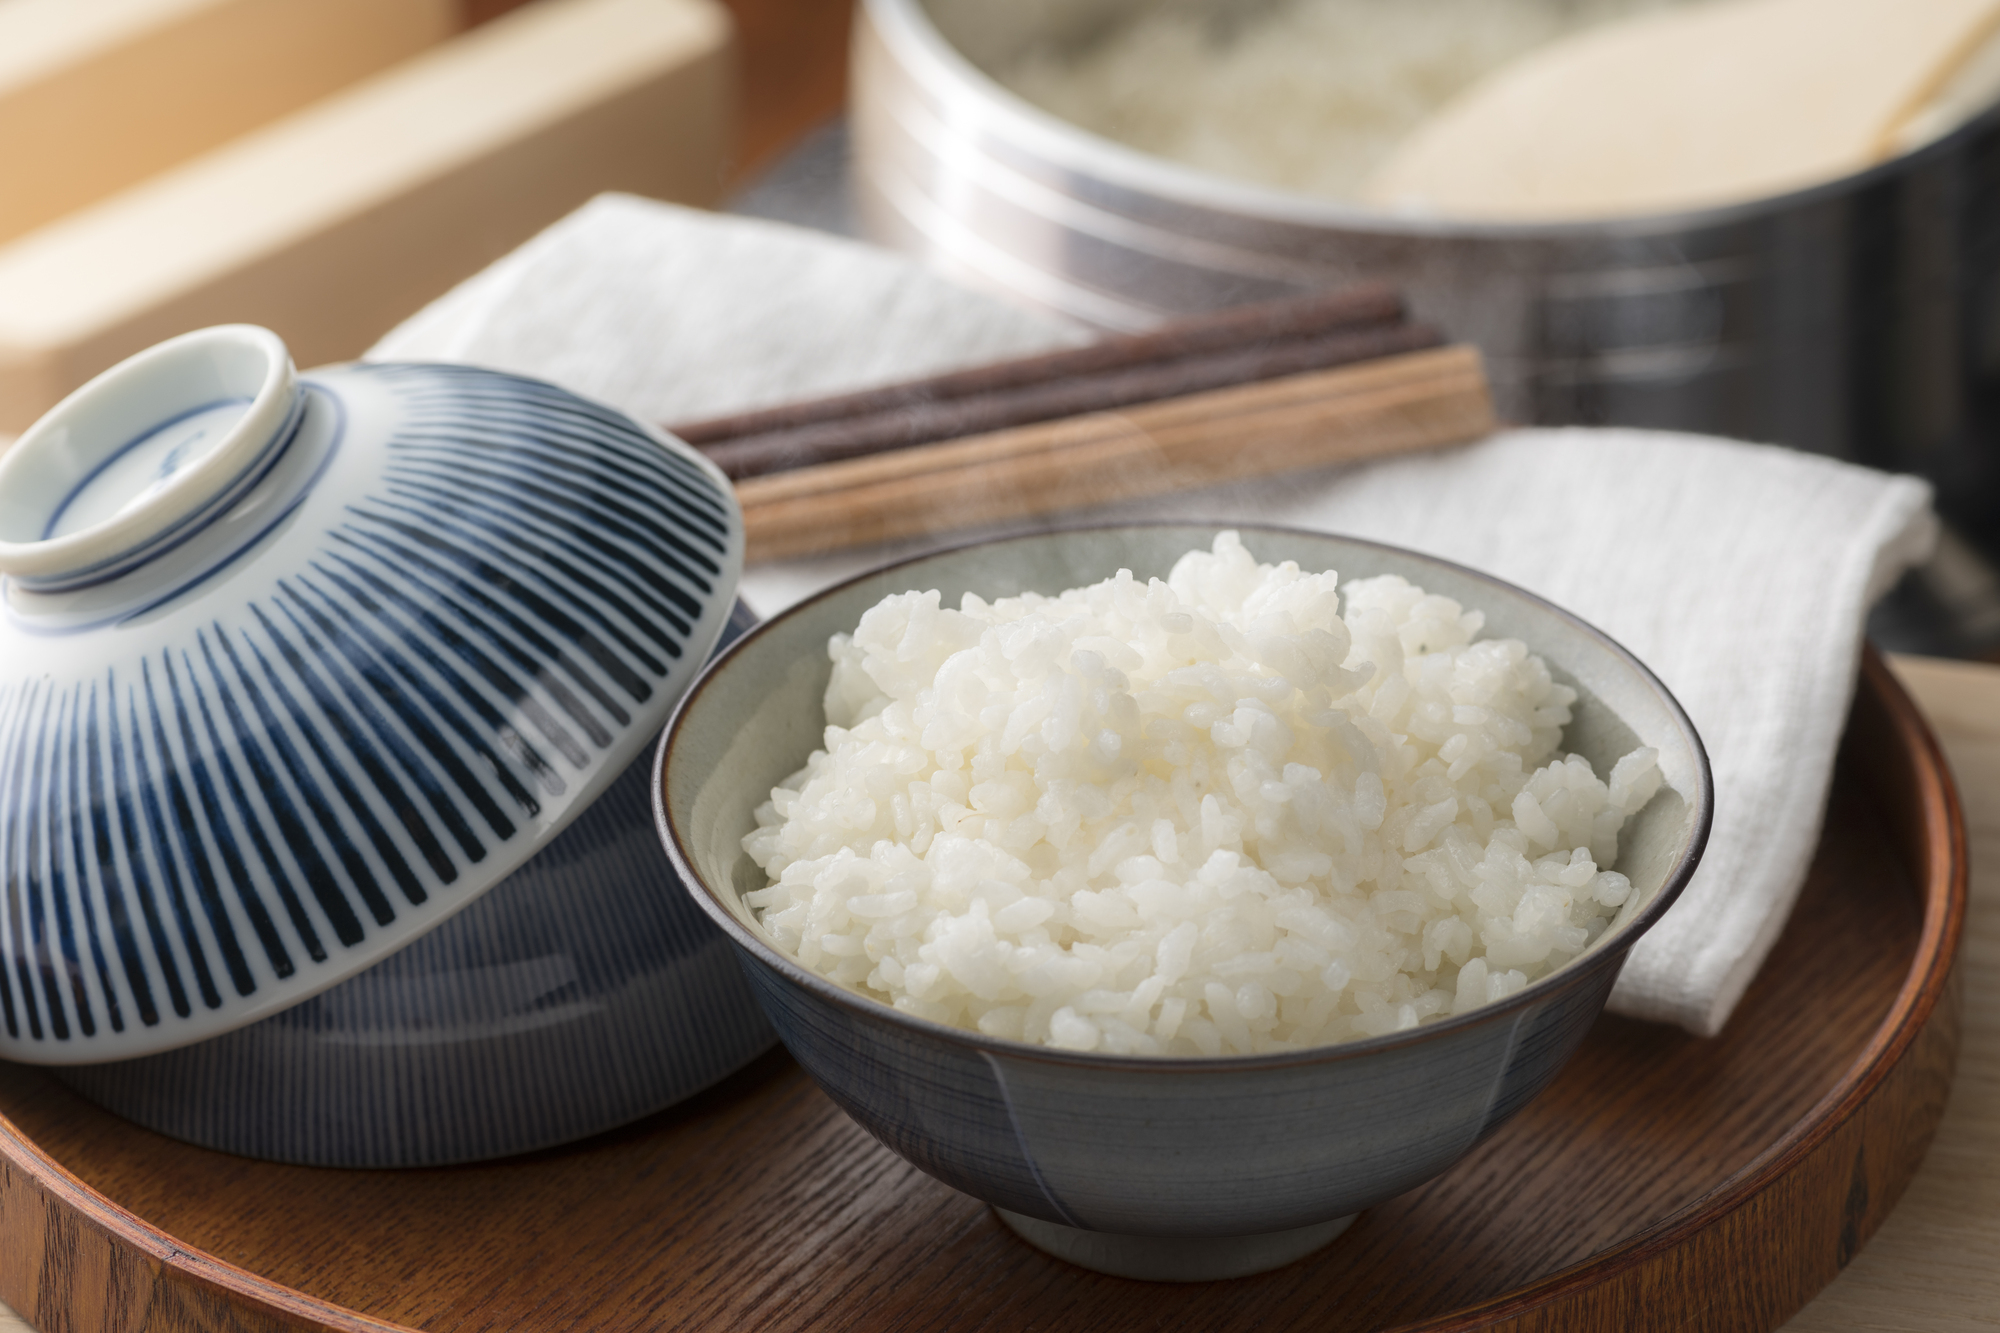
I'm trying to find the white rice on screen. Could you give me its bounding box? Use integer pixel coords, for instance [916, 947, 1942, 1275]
[744, 534, 1659, 1056]
[987, 0, 1675, 202]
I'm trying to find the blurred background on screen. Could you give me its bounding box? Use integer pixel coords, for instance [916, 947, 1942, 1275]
[4, 0, 1996, 657]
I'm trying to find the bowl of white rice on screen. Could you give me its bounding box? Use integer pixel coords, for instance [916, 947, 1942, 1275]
[655, 525, 1709, 1281]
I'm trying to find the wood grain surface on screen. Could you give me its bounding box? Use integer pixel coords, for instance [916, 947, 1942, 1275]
[0, 651, 1967, 1332]
[736, 345, 1497, 560]
[0, 0, 734, 433]
[1784, 655, 2000, 1332]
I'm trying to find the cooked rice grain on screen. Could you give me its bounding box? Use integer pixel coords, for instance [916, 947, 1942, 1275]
[745, 533, 1657, 1054]
[990, 0, 1674, 202]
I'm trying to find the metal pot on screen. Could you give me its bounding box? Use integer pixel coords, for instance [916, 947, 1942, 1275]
[851, 0, 2000, 556]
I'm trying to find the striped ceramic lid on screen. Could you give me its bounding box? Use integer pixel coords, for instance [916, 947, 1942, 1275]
[0, 326, 743, 1062]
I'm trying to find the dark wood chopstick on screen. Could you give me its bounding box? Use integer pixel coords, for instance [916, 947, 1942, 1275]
[667, 283, 1409, 469]
[698, 319, 1444, 480]
[661, 285, 1489, 564]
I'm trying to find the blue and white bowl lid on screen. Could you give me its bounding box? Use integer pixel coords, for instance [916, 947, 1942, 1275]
[0, 326, 745, 1063]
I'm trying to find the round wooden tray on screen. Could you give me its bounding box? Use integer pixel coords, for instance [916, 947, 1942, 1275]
[0, 650, 1966, 1333]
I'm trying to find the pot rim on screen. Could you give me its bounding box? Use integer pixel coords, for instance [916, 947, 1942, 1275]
[863, 0, 2000, 241]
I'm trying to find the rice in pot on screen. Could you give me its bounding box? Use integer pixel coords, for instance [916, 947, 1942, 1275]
[988, 0, 1676, 202]
[744, 534, 1659, 1055]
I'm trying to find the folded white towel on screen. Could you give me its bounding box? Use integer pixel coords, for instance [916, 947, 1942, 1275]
[1116, 431, 1937, 1034]
[370, 193, 1937, 1037]
[366, 193, 1090, 424]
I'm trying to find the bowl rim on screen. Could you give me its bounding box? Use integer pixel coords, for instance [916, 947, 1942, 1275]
[655, 521, 1713, 1073]
[861, 0, 2000, 240]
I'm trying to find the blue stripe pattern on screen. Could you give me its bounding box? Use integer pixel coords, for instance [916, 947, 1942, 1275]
[55, 738, 775, 1167]
[0, 364, 737, 1055]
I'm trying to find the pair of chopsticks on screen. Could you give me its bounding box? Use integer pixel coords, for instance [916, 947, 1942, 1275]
[667, 286, 1496, 563]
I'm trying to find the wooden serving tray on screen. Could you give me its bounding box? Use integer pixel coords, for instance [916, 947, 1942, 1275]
[0, 650, 1965, 1333]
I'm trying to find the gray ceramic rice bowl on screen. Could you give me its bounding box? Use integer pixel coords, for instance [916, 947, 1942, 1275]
[656, 524, 1710, 1281]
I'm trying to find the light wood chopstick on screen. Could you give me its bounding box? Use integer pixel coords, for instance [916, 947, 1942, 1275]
[736, 343, 1496, 563]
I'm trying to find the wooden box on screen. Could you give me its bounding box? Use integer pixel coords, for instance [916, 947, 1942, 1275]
[0, 0, 735, 435]
[0, 0, 459, 247]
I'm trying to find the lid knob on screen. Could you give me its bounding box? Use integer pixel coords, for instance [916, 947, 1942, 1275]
[0, 325, 299, 590]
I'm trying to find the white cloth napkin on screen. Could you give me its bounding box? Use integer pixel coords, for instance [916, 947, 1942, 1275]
[367, 194, 1092, 424]
[369, 193, 1938, 1038]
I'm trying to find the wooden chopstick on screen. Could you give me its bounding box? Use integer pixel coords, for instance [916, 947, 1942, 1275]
[738, 344, 1495, 563]
[672, 282, 1407, 451]
[700, 320, 1443, 481]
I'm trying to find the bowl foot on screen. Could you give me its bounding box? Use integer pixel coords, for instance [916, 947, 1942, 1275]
[994, 1208, 1356, 1282]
